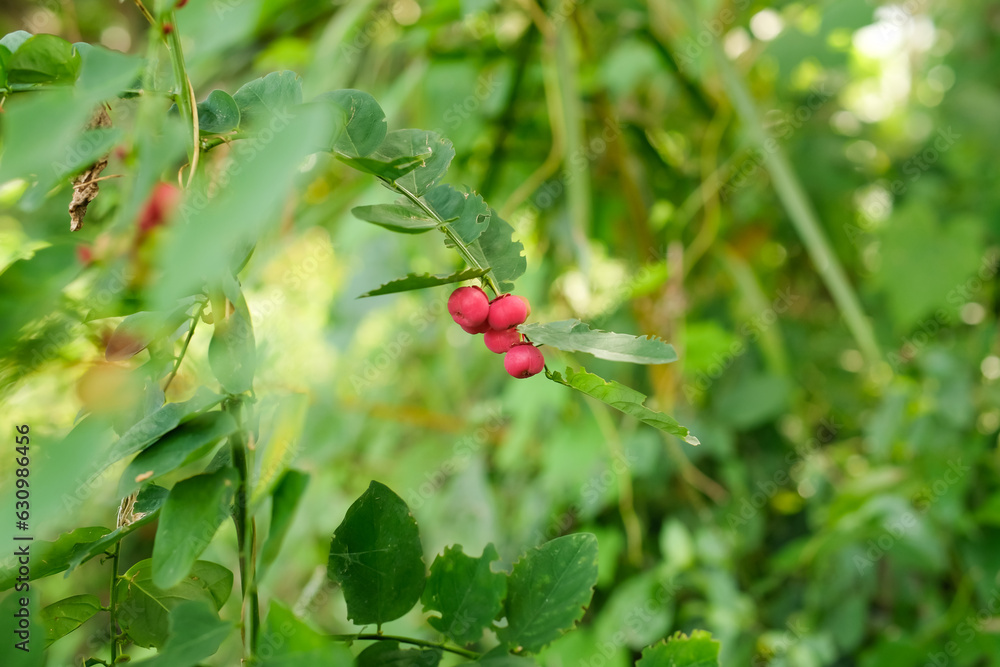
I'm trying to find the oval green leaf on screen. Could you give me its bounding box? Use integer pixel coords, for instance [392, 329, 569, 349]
[233, 70, 302, 130]
[8, 34, 80, 85]
[197, 89, 241, 134]
[41, 594, 102, 648]
[321, 88, 387, 157]
[357, 268, 488, 298]
[351, 203, 437, 234]
[497, 533, 599, 653]
[151, 467, 239, 589]
[327, 480, 426, 627]
[518, 320, 678, 364]
[636, 630, 721, 667]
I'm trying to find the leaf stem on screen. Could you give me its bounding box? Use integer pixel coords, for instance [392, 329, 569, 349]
[109, 541, 121, 664]
[227, 399, 259, 660]
[163, 302, 205, 393]
[329, 633, 480, 660]
[384, 179, 503, 297]
[164, 11, 199, 186]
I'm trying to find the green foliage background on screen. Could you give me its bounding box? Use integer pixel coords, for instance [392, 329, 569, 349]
[1, 0, 999, 665]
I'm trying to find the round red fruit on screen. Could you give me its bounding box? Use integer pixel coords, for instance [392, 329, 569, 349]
[484, 328, 522, 354]
[488, 294, 530, 330]
[461, 321, 491, 334]
[448, 286, 490, 328]
[139, 182, 181, 233]
[504, 343, 544, 378]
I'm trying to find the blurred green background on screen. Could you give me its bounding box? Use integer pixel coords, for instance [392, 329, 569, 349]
[2, 0, 999, 665]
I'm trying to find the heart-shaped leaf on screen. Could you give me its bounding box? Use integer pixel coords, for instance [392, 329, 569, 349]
[320, 89, 387, 156]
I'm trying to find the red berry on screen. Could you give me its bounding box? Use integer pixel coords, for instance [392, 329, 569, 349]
[76, 244, 93, 266]
[461, 321, 491, 334]
[138, 183, 181, 233]
[484, 328, 522, 354]
[448, 286, 490, 328]
[488, 294, 530, 330]
[504, 343, 544, 378]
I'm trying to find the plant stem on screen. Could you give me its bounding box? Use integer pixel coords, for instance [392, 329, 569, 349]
[163, 302, 205, 393]
[385, 179, 503, 297]
[228, 400, 259, 660]
[109, 541, 121, 664]
[330, 633, 480, 660]
[164, 11, 199, 185]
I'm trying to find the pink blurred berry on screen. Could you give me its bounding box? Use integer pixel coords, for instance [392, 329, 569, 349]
[484, 328, 522, 354]
[448, 286, 490, 328]
[488, 294, 530, 330]
[504, 343, 544, 378]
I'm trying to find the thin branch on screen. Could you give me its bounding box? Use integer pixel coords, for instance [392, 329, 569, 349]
[330, 633, 480, 660]
[162, 303, 205, 393]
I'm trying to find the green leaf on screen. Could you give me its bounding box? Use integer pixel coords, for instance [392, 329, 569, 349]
[0, 45, 10, 87]
[357, 269, 488, 298]
[356, 641, 442, 667]
[476, 646, 536, 667]
[233, 70, 302, 130]
[0, 527, 108, 590]
[104, 387, 224, 467]
[152, 467, 239, 589]
[321, 89, 387, 156]
[372, 129, 455, 196]
[7, 34, 79, 85]
[327, 480, 426, 627]
[338, 153, 428, 182]
[0, 30, 32, 53]
[424, 184, 491, 246]
[635, 631, 721, 667]
[517, 320, 678, 364]
[73, 42, 144, 102]
[259, 469, 310, 580]
[208, 275, 256, 394]
[498, 534, 599, 653]
[116, 559, 233, 649]
[469, 209, 526, 293]
[40, 594, 102, 647]
[65, 486, 170, 574]
[422, 543, 507, 645]
[546, 368, 698, 442]
[118, 412, 238, 496]
[197, 89, 241, 134]
[258, 601, 353, 667]
[876, 207, 982, 330]
[131, 600, 233, 667]
[351, 203, 437, 234]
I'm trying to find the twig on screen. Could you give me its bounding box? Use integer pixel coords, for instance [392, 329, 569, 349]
[330, 633, 480, 660]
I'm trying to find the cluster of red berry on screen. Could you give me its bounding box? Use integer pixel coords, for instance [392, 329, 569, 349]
[448, 286, 544, 378]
